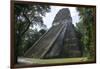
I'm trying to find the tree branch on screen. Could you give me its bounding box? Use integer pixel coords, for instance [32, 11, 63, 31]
[21, 13, 32, 36]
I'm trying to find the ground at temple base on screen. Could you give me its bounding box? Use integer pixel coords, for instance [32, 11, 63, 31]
[18, 57, 93, 65]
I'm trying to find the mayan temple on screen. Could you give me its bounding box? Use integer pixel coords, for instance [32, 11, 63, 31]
[24, 8, 83, 59]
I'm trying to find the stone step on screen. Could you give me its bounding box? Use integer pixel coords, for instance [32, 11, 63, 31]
[24, 23, 64, 58]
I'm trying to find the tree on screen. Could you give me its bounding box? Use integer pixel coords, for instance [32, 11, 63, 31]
[39, 29, 47, 35]
[14, 3, 50, 63]
[76, 7, 95, 59]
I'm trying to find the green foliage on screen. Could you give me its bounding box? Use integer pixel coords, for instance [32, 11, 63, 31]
[14, 3, 50, 38]
[76, 7, 95, 59]
[14, 3, 50, 63]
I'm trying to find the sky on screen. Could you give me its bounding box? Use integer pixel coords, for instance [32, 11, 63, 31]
[43, 6, 80, 29]
[34, 6, 80, 30]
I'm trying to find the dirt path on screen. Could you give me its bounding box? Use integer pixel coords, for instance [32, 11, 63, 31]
[18, 57, 33, 64]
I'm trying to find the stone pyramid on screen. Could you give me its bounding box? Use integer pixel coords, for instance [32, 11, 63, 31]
[24, 8, 83, 59]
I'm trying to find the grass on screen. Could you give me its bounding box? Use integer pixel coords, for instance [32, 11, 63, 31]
[32, 57, 89, 64]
